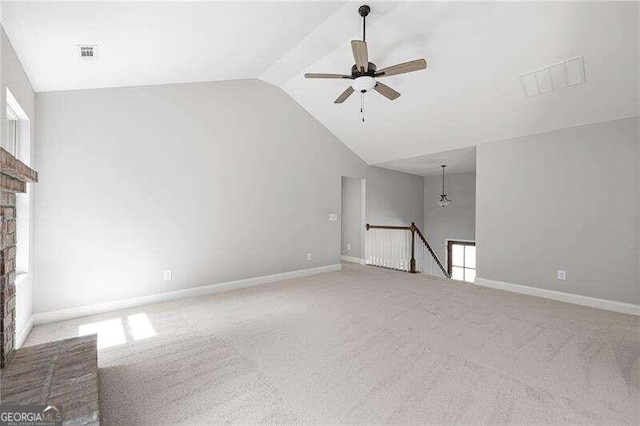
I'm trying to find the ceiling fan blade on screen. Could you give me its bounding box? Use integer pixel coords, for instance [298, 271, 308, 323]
[375, 59, 427, 77]
[305, 73, 352, 79]
[351, 40, 369, 73]
[334, 86, 355, 104]
[374, 82, 401, 100]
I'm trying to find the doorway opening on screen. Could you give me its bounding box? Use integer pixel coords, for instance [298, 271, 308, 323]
[340, 177, 366, 265]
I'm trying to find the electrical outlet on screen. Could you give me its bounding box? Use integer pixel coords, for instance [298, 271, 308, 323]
[306, 253, 312, 262]
[328, 214, 338, 222]
[557, 270, 566, 280]
[163, 270, 172, 280]
[347, 243, 351, 251]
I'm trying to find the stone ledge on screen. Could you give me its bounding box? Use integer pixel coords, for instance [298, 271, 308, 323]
[0, 147, 37, 194]
[0, 148, 37, 185]
[0, 175, 25, 193]
[0, 334, 100, 425]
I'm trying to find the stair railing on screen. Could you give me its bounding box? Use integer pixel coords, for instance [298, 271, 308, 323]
[365, 222, 450, 278]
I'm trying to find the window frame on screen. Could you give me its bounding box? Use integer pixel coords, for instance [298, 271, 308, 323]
[447, 239, 476, 283]
[6, 89, 32, 275]
[5, 103, 20, 156]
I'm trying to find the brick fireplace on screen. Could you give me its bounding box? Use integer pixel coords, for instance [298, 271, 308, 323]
[0, 147, 100, 422]
[0, 147, 37, 369]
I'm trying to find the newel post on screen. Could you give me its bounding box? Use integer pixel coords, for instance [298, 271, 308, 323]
[410, 222, 416, 273]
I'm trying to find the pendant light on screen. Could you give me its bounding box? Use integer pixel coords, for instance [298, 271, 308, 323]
[438, 165, 451, 207]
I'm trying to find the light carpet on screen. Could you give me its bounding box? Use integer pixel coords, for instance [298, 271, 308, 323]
[25, 263, 640, 424]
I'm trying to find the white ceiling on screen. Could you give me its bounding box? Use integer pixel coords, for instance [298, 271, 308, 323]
[3, 1, 639, 166]
[376, 146, 476, 177]
[278, 1, 640, 164]
[1, 1, 345, 91]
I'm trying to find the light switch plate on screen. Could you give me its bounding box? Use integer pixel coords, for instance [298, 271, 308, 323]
[557, 270, 566, 280]
[328, 214, 338, 221]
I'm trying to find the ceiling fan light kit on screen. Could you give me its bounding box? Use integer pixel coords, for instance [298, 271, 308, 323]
[304, 4, 428, 121]
[352, 76, 376, 93]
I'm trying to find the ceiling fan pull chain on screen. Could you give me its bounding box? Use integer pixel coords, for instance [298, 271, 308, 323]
[360, 92, 365, 122]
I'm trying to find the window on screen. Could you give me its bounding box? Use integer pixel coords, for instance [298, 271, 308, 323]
[447, 240, 476, 283]
[5, 89, 31, 275]
[5, 104, 19, 156]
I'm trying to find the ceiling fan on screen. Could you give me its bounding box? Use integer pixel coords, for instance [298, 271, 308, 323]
[305, 4, 427, 120]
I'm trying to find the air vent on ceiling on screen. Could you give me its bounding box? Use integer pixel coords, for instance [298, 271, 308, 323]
[520, 56, 585, 97]
[77, 45, 97, 62]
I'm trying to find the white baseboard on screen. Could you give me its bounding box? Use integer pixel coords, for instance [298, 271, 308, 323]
[15, 315, 34, 349]
[33, 264, 342, 325]
[475, 277, 640, 316]
[341, 255, 366, 265]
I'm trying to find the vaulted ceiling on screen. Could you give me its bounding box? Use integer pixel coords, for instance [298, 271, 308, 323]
[274, 1, 640, 164]
[1, 1, 343, 91]
[3, 1, 639, 166]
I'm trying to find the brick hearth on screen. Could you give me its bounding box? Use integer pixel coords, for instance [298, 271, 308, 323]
[0, 335, 100, 424]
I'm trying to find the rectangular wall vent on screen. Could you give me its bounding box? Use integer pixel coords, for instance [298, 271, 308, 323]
[520, 56, 585, 97]
[77, 45, 98, 62]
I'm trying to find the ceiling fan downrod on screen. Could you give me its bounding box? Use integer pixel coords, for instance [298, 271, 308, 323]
[359, 5, 370, 42]
[359, 5, 370, 123]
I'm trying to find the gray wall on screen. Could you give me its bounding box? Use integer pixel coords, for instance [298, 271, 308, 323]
[476, 117, 639, 304]
[34, 79, 424, 313]
[424, 171, 476, 265]
[367, 166, 424, 227]
[341, 177, 362, 259]
[2, 27, 37, 344]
